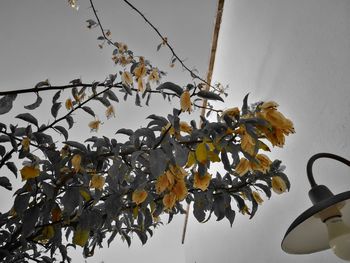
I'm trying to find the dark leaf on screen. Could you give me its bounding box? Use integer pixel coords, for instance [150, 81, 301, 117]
[135, 93, 141, 107]
[213, 195, 225, 221]
[34, 80, 50, 89]
[0, 94, 17, 115]
[95, 96, 111, 107]
[0, 176, 12, 190]
[82, 106, 95, 117]
[122, 84, 133, 95]
[16, 113, 38, 127]
[146, 93, 151, 106]
[105, 90, 119, 102]
[22, 205, 40, 237]
[121, 231, 131, 247]
[249, 199, 258, 219]
[242, 93, 250, 115]
[255, 183, 271, 198]
[116, 128, 133, 136]
[24, 94, 43, 110]
[64, 141, 87, 152]
[149, 149, 167, 178]
[5, 162, 17, 177]
[196, 90, 224, 102]
[52, 90, 61, 103]
[0, 135, 10, 143]
[0, 145, 5, 157]
[61, 187, 80, 215]
[66, 116, 74, 129]
[54, 125, 69, 141]
[14, 193, 30, 216]
[225, 206, 235, 227]
[156, 82, 183, 96]
[51, 102, 62, 118]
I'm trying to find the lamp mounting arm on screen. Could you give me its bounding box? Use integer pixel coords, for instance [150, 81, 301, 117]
[307, 153, 350, 188]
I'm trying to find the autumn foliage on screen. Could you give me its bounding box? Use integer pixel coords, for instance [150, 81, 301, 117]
[0, 1, 294, 262]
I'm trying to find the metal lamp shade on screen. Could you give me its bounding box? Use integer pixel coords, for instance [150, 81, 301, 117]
[281, 191, 350, 254]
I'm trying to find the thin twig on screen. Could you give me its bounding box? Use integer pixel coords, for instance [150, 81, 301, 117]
[0, 82, 176, 97]
[89, 0, 219, 92]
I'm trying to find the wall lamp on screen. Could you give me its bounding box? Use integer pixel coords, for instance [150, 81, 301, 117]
[281, 153, 350, 261]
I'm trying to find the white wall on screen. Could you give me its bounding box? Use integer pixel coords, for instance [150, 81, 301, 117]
[186, 1, 350, 262]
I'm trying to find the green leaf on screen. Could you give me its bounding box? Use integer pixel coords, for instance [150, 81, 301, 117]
[0, 94, 17, 115]
[16, 113, 38, 127]
[24, 94, 43, 110]
[196, 90, 224, 102]
[156, 82, 183, 96]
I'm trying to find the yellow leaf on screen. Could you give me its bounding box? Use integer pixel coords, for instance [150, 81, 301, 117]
[179, 121, 192, 134]
[163, 192, 176, 210]
[137, 77, 145, 92]
[132, 189, 148, 205]
[193, 172, 211, 191]
[21, 137, 30, 152]
[252, 191, 264, 205]
[195, 142, 207, 164]
[42, 226, 55, 240]
[20, 166, 40, 181]
[180, 90, 192, 113]
[133, 206, 138, 219]
[235, 158, 251, 176]
[133, 63, 147, 79]
[172, 180, 188, 201]
[71, 154, 81, 173]
[186, 151, 196, 168]
[271, 176, 287, 194]
[168, 164, 188, 181]
[88, 120, 101, 132]
[121, 71, 133, 86]
[79, 188, 91, 202]
[65, 98, 73, 110]
[73, 227, 90, 247]
[257, 140, 271, 152]
[156, 173, 169, 194]
[105, 105, 115, 119]
[90, 174, 105, 190]
[207, 151, 221, 162]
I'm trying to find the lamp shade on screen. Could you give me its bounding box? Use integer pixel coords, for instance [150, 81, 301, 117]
[281, 191, 350, 254]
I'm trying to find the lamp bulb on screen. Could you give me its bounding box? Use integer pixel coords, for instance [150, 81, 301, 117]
[325, 217, 350, 261]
